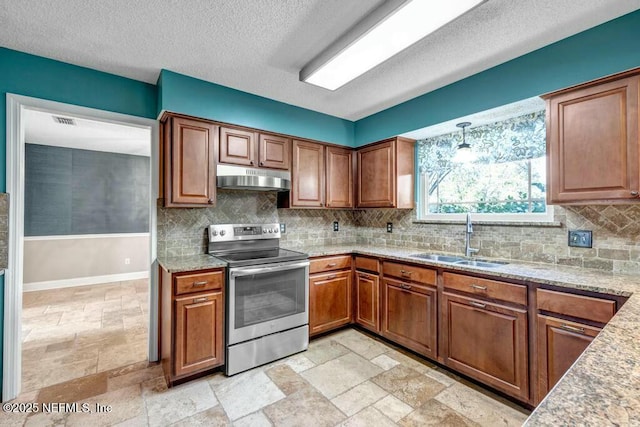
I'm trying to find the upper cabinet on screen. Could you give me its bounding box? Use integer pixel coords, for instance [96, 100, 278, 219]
[325, 146, 353, 208]
[219, 125, 291, 170]
[356, 137, 415, 208]
[161, 115, 217, 207]
[259, 133, 291, 170]
[544, 69, 640, 204]
[279, 140, 354, 209]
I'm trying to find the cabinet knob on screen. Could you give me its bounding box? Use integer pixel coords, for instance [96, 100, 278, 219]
[250, 160, 254, 165]
[260, 161, 264, 166]
[208, 199, 214, 204]
[632, 191, 639, 197]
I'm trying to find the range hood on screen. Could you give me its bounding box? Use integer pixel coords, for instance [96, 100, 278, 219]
[217, 164, 291, 191]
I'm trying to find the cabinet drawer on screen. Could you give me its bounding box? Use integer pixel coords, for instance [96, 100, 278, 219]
[174, 270, 224, 296]
[355, 256, 380, 273]
[384, 277, 433, 295]
[536, 289, 615, 324]
[383, 261, 436, 286]
[443, 272, 527, 306]
[310, 255, 352, 274]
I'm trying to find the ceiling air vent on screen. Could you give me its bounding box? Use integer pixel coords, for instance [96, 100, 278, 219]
[52, 116, 76, 126]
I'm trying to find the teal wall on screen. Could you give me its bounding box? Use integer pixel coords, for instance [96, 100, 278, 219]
[0, 47, 157, 399]
[355, 9, 640, 146]
[158, 70, 355, 146]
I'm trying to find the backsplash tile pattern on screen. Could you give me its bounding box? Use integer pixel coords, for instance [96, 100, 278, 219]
[278, 208, 357, 248]
[157, 190, 278, 258]
[355, 205, 640, 274]
[157, 191, 640, 274]
[157, 191, 357, 258]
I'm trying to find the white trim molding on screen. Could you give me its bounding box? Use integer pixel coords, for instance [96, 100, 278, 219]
[3, 94, 159, 402]
[23, 271, 150, 292]
[24, 233, 151, 241]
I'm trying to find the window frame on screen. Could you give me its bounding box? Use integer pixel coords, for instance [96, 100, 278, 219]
[417, 173, 554, 223]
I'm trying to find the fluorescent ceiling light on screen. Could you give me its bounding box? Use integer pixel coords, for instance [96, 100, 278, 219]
[300, 0, 486, 91]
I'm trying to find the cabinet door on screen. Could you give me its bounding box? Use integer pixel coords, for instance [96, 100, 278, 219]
[536, 315, 600, 403]
[357, 140, 395, 207]
[219, 126, 257, 166]
[292, 140, 324, 207]
[169, 117, 217, 206]
[259, 133, 291, 170]
[174, 292, 224, 377]
[547, 76, 640, 203]
[326, 146, 353, 208]
[355, 270, 379, 332]
[382, 279, 437, 359]
[309, 271, 352, 335]
[442, 292, 529, 401]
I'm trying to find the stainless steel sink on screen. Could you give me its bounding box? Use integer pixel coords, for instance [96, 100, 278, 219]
[409, 253, 466, 263]
[454, 260, 508, 268]
[409, 253, 508, 268]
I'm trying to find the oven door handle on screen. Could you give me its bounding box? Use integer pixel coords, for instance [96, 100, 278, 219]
[229, 260, 310, 277]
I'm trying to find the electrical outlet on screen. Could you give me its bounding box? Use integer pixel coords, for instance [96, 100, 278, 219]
[568, 230, 592, 248]
[387, 222, 393, 233]
[333, 221, 339, 232]
[280, 223, 286, 233]
[124, 258, 131, 265]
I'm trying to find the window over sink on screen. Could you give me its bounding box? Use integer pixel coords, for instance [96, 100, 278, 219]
[416, 109, 553, 222]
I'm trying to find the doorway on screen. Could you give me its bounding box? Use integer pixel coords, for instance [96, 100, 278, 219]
[4, 95, 159, 401]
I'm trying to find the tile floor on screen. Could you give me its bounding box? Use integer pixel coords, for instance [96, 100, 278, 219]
[21, 280, 149, 392]
[6, 328, 530, 426]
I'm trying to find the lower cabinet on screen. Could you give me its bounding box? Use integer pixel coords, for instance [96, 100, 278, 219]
[160, 267, 225, 385]
[381, 278, 437, 358]
[174, 292, 224, 377]
[355, 270, 380, 332]
[536, 315, 600, 400]
[309, 270, 352, 335]
[442, 292, 529, 401]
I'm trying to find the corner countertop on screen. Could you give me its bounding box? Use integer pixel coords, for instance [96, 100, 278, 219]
[158, 244, 640, 424]
[158, 254, 227, 272]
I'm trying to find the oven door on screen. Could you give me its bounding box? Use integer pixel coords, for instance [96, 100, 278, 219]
[228, 260, 309, 345]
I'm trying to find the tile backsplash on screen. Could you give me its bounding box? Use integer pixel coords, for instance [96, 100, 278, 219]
[157, 191, 640, 274]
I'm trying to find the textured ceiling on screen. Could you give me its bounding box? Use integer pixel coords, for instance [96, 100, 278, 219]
[24, 109, 151, 156]
[1, 1, 638, 121]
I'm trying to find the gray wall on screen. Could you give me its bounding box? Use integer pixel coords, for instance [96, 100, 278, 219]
[25, 144, 149, 236]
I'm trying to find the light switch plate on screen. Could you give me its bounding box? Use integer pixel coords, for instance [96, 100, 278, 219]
[568, 230, 592, 248]
[333, 221, 339, 232]
[280, 223, 286, 234]
[387, 222, 393, 233]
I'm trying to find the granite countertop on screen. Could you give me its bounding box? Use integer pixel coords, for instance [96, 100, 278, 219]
[158, 254, 227, 272]
[158, 244, 640, 424]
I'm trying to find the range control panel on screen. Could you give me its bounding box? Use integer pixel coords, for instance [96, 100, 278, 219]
[208, 223, 281, 242]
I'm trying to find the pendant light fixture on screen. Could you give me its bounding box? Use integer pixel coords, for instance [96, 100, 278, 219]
[453, 122, 476, 163]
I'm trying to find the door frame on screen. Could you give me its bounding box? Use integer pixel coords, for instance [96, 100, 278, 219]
[3, 94, 159, 401]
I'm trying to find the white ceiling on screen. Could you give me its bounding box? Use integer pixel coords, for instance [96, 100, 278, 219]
[1, 1, 638, 121]
[24, 109, 151, 156]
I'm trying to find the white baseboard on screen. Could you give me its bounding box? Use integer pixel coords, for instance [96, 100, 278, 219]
[23, 271, 150, 292]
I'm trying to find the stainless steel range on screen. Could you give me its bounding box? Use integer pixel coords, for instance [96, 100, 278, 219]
[207, 223, 309, 375]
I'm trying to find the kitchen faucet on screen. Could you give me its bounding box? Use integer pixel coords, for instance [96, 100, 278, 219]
[465, 213, 479, 258]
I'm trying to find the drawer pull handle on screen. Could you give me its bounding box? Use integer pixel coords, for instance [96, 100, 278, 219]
[632, 191, 639, 197]
[326, 275, 336, 280]
[561, 324, 585, 334]
[469, 301, 486, 309]
[193, 297, 208, 303]
[470, 284, 487, 291]
[327, 263, 337, 267]
[400, 270, 413, 276]
[192, 281, 208, 287]
[359, 274, 369, 279]
[400, 283, 412, 290]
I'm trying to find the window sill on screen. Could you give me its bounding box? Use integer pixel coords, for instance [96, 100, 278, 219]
[413, 219, 562, 228]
